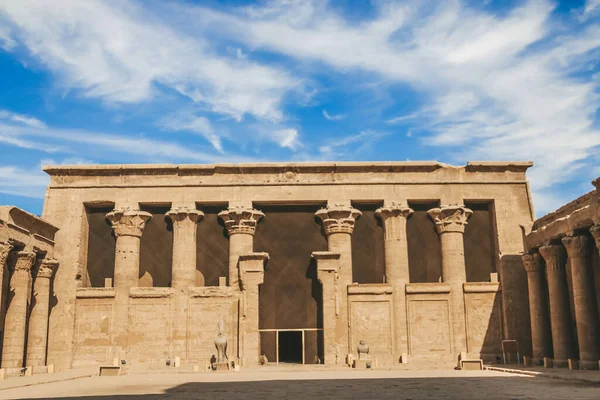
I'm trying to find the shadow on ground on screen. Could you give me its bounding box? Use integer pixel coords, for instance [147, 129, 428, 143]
[12, 376, 600, 400]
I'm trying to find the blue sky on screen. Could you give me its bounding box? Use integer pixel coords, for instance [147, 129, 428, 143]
[0, 0, 599, 217]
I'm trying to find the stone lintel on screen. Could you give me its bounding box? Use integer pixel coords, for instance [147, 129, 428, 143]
[76, 287, 116, 299]
[463, 282, 501, 293]
[129, 287, 175, 298]
[0, 206, 59, 242]
[405, 283, 451, 294]
[188, 286, 235, 298]
[347, 283, 393, 295]
[527, 205, 598, 249]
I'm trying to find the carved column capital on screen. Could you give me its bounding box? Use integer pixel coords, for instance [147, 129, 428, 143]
[427, 204, 472, 234]
[561, 234, 591, 259]
[218, 206, 264, 236]
[522, 252, 543, 273]
[0, 241, 14, 266]
[166, 207, 204, 225]
[538, 244, 567, 272]
[36, 258, 59, 279]
[590, 224, 600, 249]
[315, 205, 362, 235]
[106, 209, 152, 238]
[375, 204, 413, 240]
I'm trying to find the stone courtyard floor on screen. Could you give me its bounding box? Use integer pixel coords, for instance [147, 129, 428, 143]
[1, 368, 600, 399]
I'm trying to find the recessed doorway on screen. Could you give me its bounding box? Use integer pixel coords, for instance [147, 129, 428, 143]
[278, 331, 303, 363]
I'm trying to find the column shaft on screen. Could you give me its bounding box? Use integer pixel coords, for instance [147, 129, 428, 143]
[229, 234, 253, 288]
[562, 234, 600, 369]
[539, 245, 575, 366]
[522, 252, 552, 363]
[167, 208, 203, 290]
[1, 250, 36, 368]
[238, 253, 267, 366]
[106, 209, 151, 360]
[428, 205, 472, 356]
[316, 205, 361, 358]
[376, 204, 413, 358]
[26, 259, 59, 367]
[313, 251, 341, 365]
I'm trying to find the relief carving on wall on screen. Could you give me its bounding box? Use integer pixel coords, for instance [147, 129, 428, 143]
[408, 299, 451, 354]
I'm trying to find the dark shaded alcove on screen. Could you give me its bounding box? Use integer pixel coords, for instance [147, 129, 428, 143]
[407, 201, 442, 283]
[464, 201, 496, 282]
[254, 204, 327, 363]
[139, 205, 173, 287]
[351, 202, 385, 284]
[196, 204, 229, 287]
[85, 205, 116, 287]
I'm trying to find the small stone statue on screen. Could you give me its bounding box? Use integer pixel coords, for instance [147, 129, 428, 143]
[214, 319, 228, 363]
[357, 340, 369, 360]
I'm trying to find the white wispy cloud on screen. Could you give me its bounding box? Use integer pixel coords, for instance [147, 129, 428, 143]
[0, 109, 46, 128]
[0, 0, 298, 124]
[322, 110, 346, 121]
[157, 112, 223, 152]
[189, 0, 600, 214]
[319, 130, 388, 158]
[0, 165, 48, 198]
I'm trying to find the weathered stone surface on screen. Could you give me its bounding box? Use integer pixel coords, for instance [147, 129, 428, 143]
[0, 161, 539, 371]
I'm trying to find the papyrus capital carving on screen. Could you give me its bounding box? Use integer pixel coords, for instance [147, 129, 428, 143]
[0, 241, 14, 266]
[538, 244, 567, 273]
[427, 204, 472, 234]
[315, 205, 362, 235]
[37, 258, 59, 279]
[106, 209, 152, 238]
[561, 234, 590, 259]
[12, 250, 37, 273]
[522, 252, 543, 273]
[218, 206, 264, 236]
[166, 207, 204, 226]
[375, 204, 413, 240]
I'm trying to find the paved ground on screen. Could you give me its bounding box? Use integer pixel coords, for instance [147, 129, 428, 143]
[1, 369, 600, 399]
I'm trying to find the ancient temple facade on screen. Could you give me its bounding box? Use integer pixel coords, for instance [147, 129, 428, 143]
[1, 161, 537, 371]
[523, 178, 600, 370]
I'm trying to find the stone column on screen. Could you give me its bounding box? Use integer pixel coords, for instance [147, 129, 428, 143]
[316, 204, 361, 356]
[106, 208, 151, 359]
[238, 252, 268, 366]
[312, 251, 341, 365]
[427, 205, 472, 356]
[26, 258, 59, 367]
[375, 203, 413, 358]
[1, 250, 36, 368]
[0, 241, 14, 320]
[106, 209, 152, 289]
[522, 251, 552, 364]
[538, 244, 575, 367]
[562, 234, 600, 369]
[218, 207, 264, 289]
[166, 207, 204, 290]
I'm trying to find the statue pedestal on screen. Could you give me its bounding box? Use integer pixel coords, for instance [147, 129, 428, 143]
[352, 359, 372, 369]
[213, 362, 230, 371]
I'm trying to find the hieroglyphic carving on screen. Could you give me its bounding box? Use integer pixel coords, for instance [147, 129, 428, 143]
[128, 300, 171, 361]
[73, 302, 113, 365]
[408, 299, 451, 353]
[465, 293, 503, 354]
[187, 299, 235, 361]
[350, 301, 392, 355]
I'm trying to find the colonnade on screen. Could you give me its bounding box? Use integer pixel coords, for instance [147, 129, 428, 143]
[98, 202, 475, 365]
[523, 225, 600, 369]
[0, 242, 59, 369]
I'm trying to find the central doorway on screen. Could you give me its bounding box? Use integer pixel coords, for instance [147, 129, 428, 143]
[278, 331, 303, 363]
